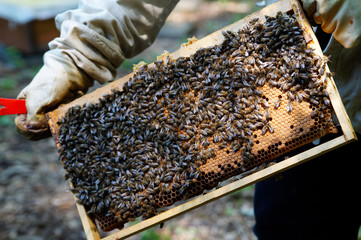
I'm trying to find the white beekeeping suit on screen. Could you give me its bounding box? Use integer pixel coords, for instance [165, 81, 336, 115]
[15, 0, 361, 139]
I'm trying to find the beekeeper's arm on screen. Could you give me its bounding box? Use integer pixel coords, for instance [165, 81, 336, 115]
[15, 0, 179, 140]
[302, 0, 361, 48]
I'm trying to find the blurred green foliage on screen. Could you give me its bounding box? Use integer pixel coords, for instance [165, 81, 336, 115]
[0, 77, 16, 90]
[0, 45, 42, 97]
[229, 185, 254, 196]
[139, 227, 171, 240]
[0, 115, 15, 127]
[140, 228, 161, 240]
[2, 46, 25, 69]
[120, 51, 159, 72]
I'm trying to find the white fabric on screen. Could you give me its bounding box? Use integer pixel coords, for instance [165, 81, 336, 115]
[303, 0, 361, 48]
[50, 0, 180, 83]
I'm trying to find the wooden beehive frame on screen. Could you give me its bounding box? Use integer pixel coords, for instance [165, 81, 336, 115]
[46, 0, 356, 239]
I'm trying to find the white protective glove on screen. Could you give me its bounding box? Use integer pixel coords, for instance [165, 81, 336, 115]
[302, 0, 361, 48]
[16, 0, 179, 140]
[16, 50, 92, 140]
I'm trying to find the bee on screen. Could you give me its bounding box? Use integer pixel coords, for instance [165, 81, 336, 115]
[213, 133, 222, 143]
[243, 151, 254, 161]
[123, 211, 130, 219]
[282, 82, 292, 91]
[286, 101, 293, 114]
[269, 80, 280, 87]
[323, 97, 331, 106]
[261, 123, 269, 135]
[309, 98, 320, 106]
[287, 91, 295, 101]
[256, 77, 266, 86]
[178, 134, 190, 141]
[268, 123, 274, 133]
[171, 182, 181, 189]
[311, 109, 319, 119]
[274, 97, 282, 109]
[218, 142, 228, 150]
[264, 109, 271, 120]
[261, 98, 269, 109]
[201, 138, 210, 148]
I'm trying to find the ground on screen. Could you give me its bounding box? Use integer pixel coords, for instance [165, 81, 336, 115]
[0, 1, 264, 239]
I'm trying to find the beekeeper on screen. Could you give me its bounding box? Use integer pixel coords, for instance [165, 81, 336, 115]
[15, 0, 361, 239]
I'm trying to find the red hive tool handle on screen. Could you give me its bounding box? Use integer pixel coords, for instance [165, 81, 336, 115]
[0, 98, 27, 116]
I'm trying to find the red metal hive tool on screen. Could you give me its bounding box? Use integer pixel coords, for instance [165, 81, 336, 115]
[0, 98, 27, 116]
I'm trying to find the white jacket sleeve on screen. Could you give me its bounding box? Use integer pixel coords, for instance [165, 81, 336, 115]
[302, 0, 361, 48]
[16, 0, 179, 139]
[50, 0, 180, 83]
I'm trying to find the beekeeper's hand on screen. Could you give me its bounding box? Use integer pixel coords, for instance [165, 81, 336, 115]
[15, 0, 179, 140]
[302, 0, 361, 48]
[15, 51, 92, 140]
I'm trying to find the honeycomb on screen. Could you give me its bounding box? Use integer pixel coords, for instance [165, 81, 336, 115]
[57, 12, 336, 231]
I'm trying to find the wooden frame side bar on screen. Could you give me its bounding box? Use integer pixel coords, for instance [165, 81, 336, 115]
[75, 200, 101, 240]
[289, 0, 357, 142]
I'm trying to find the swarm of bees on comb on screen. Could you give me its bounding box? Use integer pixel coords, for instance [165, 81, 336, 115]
[58, 11, 336, 231]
